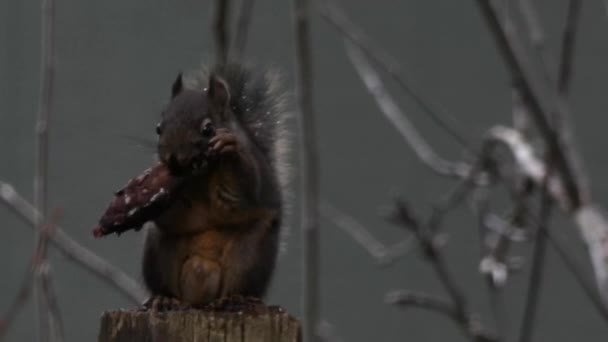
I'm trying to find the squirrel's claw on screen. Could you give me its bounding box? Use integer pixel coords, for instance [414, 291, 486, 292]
[209, 128, 238, 155]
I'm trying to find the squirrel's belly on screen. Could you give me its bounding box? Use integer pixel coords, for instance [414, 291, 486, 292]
[162, 229, 231, 303]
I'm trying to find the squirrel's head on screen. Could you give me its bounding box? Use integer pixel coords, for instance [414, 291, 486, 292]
[156, 73, 232, 174]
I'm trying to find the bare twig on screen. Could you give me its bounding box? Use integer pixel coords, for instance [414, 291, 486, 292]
[0, 260, 36, 339]
[34, 0, 59, 339]
[517, 0, 545, 51]
[517, 0, 581, 96]
[38, 264, 64, 342]
[482, 126, 608, 311]
[0, 182, 148, 304]
[546, 227, 608, 322]
[386, 290, 458, 317]
[232, 0, 255, 60]
[292, 0, 320, 340]
[321, 200, 413, 266]
[319, 1, 473, 152]
[214, 0, 230, 64]
[471, 188, 509, 339]
[517, 225, 547, 342]
[476, 0, 587, 208]
[486, 126, 567, 208]
[557, 0, 582, 95]
[572, 206, 608, 307]
[35, 0, 54, 231]
[478, 15, 599, 308]
[477, 193, 529, 289]
[518, 161, 553, 342]
[393, 202, 465, 312]
[390, 201, 497, 342]
[515, 2, 583, 337]
[345, 42, 474, 179]
[517, 0, 556, 78]
[386, 289, 497, 342]
[515, 0, 582, 167]
[427, 166, 488, 234]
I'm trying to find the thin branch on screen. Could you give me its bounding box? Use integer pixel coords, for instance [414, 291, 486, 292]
[0, 260, 36, 339]
[345, 41, 474, 179]
[38, 264, 64, 342]
[485, 123, 608, 305]
[518, 161, 553, 342]
[471, 188, 508, 339]
[486, 126, 567, 208]
[386, 290, 497, 342]
[394, 203, 464, 310]
[35, 0, 54, 229]
[214, 0, 230, 64]
[386, 290, 458, 318]
[476, 191, 530, 289]
[292, 0, 320, 341]
[232, 0, 255, 60]
[321, 200, 413, 266]
[34, 0, 58, 339]
[427, 166, 488, 234]
[517, 0, 545, 51]
[476, 0, 587, 208]
[518, 223, 547, 342]
[390, 201, 498, 342]
[517, 0, 556, 79]
[318, 1, 474, 152]
[515, 0, 582, 175]
[557, 0, 582, 95]
[0, 182, 148, 304]
[546, 227, 608, 322]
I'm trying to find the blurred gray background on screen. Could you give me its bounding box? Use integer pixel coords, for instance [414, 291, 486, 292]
[2, 0, 608, 341]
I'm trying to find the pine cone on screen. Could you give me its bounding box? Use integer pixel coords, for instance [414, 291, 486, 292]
[93, 162, 182, 237]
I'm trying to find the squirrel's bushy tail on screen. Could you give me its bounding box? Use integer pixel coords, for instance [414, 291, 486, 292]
[187, 63, 291, 254]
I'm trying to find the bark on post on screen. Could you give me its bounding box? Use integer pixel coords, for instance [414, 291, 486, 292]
[98, 306, 300, 342]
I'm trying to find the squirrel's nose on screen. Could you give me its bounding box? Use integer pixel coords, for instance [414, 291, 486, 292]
[167, 153, 189, 174]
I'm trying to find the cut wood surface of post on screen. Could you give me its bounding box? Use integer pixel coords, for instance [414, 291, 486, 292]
[98, 304, 301, 342]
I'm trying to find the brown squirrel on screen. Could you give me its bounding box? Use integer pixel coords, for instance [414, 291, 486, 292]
[141, 63, 288, 309]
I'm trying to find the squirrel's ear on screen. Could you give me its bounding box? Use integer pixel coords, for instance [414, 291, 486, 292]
[207, 75, 230, 113]
[171, 72, 183, 98]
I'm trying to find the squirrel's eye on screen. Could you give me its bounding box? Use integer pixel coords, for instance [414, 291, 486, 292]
[201, 119, 214, 138]
[156, 123, 162, 135]
[202, 124, 214, 138]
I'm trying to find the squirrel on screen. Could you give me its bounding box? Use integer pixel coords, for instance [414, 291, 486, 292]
[141, 63, 288, 309]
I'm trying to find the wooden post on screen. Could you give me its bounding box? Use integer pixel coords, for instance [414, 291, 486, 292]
[98, 305, 300, 342]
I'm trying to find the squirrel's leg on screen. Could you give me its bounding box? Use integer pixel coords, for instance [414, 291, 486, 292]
[142, 229, 193, 311]
[220, 214, 280, 299]
[179, 256, 222, 307]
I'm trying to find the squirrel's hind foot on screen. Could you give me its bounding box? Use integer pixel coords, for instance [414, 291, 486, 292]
[142, 295, 192, 312]
[204, 295, 264, 313]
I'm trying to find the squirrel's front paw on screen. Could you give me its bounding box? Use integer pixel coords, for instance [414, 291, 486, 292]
[209, 128, 238, 155]
[142, 295, 191, 312]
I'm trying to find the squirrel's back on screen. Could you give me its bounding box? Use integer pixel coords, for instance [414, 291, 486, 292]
[186, 63, 291, 251]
